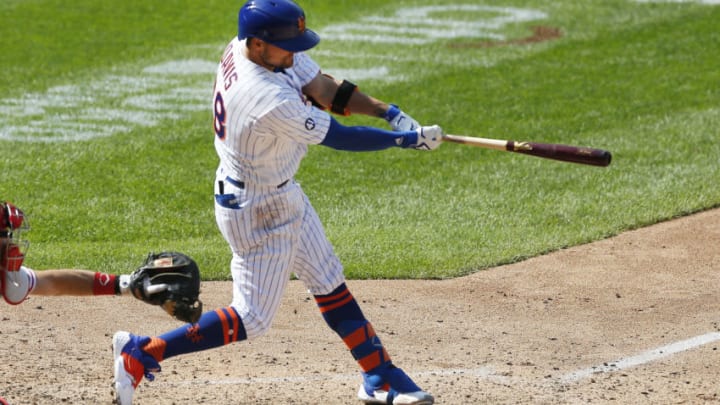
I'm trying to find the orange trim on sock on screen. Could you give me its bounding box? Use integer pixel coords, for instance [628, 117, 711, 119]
[358, 351, 382, 372]
[142, 337, 167, 363]
[319, 293, 354, 313]
[343, 324, 376, 350]
[343, 326, 367, 350]
[365, 323, 376, 339]
[226, 307, 241, 343]
[215, 308, 231, 345]
[314, 289, 349, 304]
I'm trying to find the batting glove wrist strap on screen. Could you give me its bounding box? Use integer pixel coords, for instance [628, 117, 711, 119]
[385, 104, 420, 132]
[384, 104, 401, 122]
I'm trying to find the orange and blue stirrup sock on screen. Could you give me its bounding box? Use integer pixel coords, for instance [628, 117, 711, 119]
[143, 306, 247, 361]
[314, 283, 392, 372]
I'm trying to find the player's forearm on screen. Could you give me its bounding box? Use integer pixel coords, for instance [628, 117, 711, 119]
[33, 269, 129, 296]
[303, 73, 389, 118]
[346, 91, 389, 118]
[33, 269, 98, 295]
[320, 117, 415, 151]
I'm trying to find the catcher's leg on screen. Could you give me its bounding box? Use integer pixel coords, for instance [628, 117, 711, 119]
[2, 265, 36, 305]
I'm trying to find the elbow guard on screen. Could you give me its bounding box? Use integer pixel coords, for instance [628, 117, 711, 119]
[330, 80, 357, 116]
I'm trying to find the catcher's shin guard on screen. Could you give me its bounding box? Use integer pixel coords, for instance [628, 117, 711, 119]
[2, 265, 36, 305]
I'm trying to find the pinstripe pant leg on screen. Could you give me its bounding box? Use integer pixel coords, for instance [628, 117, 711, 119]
[292, 192, 346, 296]
[214, 186, 305, 339]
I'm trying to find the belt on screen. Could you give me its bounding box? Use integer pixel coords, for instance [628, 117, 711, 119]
[222, 177, 289, 190]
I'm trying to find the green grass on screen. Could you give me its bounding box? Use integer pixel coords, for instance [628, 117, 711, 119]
[1, 0, 718, 279]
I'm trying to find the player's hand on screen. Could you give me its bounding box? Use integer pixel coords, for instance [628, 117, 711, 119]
[409, 125, 443, 151]
[384, 104, 420, 132]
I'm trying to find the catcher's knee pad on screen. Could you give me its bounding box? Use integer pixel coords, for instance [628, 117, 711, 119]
[2, 265, 36, 305]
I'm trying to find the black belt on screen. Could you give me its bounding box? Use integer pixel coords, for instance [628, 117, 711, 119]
[223, 177, 289, 190]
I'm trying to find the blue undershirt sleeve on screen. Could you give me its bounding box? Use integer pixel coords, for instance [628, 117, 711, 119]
[320, 117, 417, 151]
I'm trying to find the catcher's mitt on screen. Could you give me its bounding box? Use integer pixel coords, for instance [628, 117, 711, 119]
[129, 251, 203, 323]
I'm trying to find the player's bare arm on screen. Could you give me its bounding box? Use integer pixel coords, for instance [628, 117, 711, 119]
[2, 201, 201, 320]
[32, 269, 112, 295]
[302, 71, 423, 133]
[302, 73, 388, 118]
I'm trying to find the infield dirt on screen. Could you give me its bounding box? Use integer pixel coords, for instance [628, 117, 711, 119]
[2, 208, 719, 404]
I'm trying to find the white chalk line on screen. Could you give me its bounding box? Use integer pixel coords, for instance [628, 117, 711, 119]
[157, 366, 510, 388]
[157, 332, 720, 388]
[560, 331, 720, 383]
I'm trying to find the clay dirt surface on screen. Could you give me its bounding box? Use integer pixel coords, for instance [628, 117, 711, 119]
[2, 208, 720, 404]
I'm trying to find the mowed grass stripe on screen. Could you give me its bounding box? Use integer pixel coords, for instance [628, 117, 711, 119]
[0, 1, 718, 279]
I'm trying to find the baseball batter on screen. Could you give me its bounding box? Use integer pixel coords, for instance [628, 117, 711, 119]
[113, 1, 441, 404]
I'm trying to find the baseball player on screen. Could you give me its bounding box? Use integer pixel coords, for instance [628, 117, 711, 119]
[112, 1, 441, 404]
[1, 201, 135, 304]
[2, 200, 200, 319]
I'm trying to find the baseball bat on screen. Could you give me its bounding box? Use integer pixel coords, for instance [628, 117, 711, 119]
[442, 134, 612, 167]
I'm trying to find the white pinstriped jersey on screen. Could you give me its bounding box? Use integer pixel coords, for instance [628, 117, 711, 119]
[211, 37, 345, 338]
[213, 37, 331, 186]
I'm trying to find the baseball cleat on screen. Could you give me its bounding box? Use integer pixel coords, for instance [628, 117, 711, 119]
[357, 385, 434, 405]
[112, 331, 160, 405]
[358, 365, 434, 405]
[113, 331, 136, 405]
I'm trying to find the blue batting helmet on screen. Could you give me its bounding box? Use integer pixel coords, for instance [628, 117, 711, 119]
[238, 0, 320, 52]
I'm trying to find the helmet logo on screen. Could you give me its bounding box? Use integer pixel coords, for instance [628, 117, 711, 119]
[297, 16, 306, 33]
